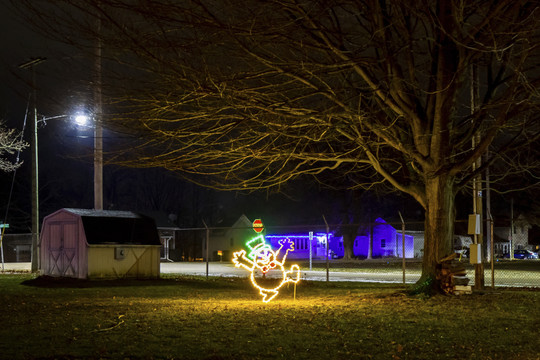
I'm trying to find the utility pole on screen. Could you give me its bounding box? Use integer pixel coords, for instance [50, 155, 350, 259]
[486, 152, 494, 288]
[19, 57, 46, 273]
[510, 198, 514, 260]
[485, 152, 492, 262]
[471, 64, 484, 290]
[94, 6, 103, 210]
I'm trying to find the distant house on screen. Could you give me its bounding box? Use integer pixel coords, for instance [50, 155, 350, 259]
[265, 232, 331, 260]
[407, 231, 425, 258]
[206, 214, 254, 261]
[493, 214, 533, 256]
[204, 215, 335, 260]
[265, 218, 415, 259]
[352, 218, 415, 258]
[0, 233, 32, 262]
[141, 211, 182, 262]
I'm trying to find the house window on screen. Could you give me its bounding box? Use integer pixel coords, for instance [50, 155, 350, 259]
[230, 238, 234, 247]
[381, 239, 386, 248]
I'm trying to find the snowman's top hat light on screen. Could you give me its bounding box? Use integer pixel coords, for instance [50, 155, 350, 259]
[246, 235, 272, 260]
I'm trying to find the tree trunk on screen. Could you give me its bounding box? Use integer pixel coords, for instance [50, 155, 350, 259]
[420, 175, 456, 290]
[342, 234, 354, 260]
[342, 222, 360, 260]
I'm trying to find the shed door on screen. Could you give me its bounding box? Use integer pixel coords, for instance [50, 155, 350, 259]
[47, 222, 79, 277]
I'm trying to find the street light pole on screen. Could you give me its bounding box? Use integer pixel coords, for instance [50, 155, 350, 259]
[19, 57, 46, 273]
[94, 101, 103, 211]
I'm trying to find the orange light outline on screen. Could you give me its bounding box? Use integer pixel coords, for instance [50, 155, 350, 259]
[233, 238, 300, 302]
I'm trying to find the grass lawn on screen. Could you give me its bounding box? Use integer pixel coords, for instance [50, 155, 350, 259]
[0, 274, 539, 360]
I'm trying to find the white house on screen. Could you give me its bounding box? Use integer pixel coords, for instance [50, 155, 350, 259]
[206, 214, 255, 261]
[493, 214, 532, 256]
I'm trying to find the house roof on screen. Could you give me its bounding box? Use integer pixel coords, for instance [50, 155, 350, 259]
[137, 211, 182, 230]
[63, 208, 161, 246]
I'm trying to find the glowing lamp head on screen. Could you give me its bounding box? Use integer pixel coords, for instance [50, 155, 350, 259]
[74, 114, 89, 126]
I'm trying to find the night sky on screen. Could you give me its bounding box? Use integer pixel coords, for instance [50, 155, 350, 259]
[0, 5, 334, 231]
[0, 3, 421, 232]
[0, 2, 525, 235]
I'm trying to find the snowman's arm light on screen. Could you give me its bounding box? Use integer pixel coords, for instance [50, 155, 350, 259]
[232, 249, 253, 271]
[275, 238, 294, 262]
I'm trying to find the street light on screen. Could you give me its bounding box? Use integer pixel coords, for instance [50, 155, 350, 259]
[20, 56, 103, 272]
[74, 114, 89, 127]
[19, 57, 46, 272]
[25, 110, 90, 272]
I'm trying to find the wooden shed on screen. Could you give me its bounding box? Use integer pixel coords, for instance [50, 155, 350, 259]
[40, 208, 161, 279]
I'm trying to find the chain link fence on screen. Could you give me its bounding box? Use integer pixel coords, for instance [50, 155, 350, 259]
[1, 219, 538, 288]
[165, 218, 539, 288]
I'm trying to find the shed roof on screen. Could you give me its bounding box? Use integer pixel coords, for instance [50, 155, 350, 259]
[63, 208, 161, 246]
[64, 208, 141, 218]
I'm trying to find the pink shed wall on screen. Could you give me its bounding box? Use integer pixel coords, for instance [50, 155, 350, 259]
[40, 209, 89, 279]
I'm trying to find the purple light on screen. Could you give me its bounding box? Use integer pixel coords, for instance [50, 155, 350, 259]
[265, 233, 330, 259]
[265, 218, 415, 259]
[354, 218, 414, 258]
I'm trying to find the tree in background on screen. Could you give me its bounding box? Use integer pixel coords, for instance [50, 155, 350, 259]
[0, 121, 27, 172]
[13, 0, 540, 291]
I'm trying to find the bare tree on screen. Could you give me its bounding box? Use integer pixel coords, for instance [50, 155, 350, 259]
[13, 0, 540, 290]
[0, 122, 27, 172]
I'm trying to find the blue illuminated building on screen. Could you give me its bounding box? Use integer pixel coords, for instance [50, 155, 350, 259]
[353, 218, 414, 258]
[265, 218, 415, 259]
[265, 233, 333, 259]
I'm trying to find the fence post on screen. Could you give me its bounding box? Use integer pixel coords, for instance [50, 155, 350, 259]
[399, 212, 406, 285]
[323, 215, 329, 282]
[489, 214, 494, 289]
[309, 231, 313, 271]
[0, 226, 5, 271]
[202, 220, 209, 279]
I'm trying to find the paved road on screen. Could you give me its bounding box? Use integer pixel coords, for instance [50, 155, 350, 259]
[160, 262, 421, 284]
[159, 262, 540, 287]
[0, 262, 31, 272]
[0, 261, 418, 283]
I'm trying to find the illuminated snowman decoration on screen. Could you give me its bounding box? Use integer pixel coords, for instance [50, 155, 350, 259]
[233, 235, 300, 303]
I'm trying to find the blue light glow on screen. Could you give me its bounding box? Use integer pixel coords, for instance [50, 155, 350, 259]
[265, 218, 414, 259]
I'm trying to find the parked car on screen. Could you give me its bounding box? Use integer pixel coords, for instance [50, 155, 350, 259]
[503, 249, 539, 259]
[455, 248, 469, 258]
